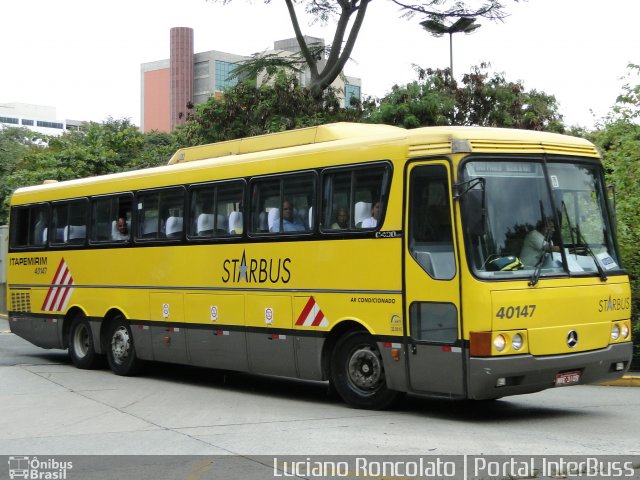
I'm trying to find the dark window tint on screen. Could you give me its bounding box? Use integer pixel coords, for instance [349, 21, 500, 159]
[321, 164, 390, 232]
[250, 173, 315, 234]
[136, 188, 185, 241]
[91, 194, 132, 243]
[51, 200, 88, 245]
[189, 181, 244, 238]
[10, 204, 49, 248]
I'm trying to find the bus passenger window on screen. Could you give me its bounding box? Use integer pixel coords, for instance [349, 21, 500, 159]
[90, 194, 132, 243]
[250, 173, 314, 235]
[51, 200, 88, 245]
[10, 204, 49, 248]
[136, 188, 184, 241]
[321, 164, 390, 232]
[188, 181, 243, 239]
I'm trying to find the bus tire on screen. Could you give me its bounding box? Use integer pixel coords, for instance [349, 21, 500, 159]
[106, 315, 142, 376]
[68, 314, 103, 369]
[331, 330, 401, 410]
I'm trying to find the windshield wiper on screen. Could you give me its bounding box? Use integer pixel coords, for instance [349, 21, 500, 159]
[529, 202, 554, 287]
[528, 223, 553, 287]
[575, 225, 608, 282]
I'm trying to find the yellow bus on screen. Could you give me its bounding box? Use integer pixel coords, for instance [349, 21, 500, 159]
[7, 123, 633, 409]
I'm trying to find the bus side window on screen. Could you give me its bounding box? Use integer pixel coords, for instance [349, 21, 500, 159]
[188, 181, 244, 239]
[250, 173, 315, 235]
[10, 203, 49, 249]
[321, 163, 390, 233]
[51, 200, 88, 246]
[91, 194, 132, 243]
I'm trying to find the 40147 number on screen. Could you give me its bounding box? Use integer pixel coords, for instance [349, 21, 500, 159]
[495, 305, 536, 319]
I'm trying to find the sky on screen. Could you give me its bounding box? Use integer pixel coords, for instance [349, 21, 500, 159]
[1, 0, 639, 129]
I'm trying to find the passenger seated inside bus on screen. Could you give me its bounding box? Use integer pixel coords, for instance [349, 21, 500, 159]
[361, 201, 381, 228]
[331, 207, 349, 230]
[112, 216, 130, 241]
[270, 200, 306, 232]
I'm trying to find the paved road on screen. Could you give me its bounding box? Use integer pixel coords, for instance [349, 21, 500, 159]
[2, 317, 639, 478]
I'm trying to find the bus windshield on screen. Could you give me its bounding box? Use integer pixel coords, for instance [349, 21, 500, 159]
[461, 158, 620, 280]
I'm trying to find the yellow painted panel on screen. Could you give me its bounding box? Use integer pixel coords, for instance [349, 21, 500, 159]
[491, 281, 631, 331]
[149, 293, 184, 322]
[184, 293, 244, 326]
[528, 322, 610, 355]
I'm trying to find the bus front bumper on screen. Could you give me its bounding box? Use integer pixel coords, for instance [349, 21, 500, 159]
[467, 342, 633, 400]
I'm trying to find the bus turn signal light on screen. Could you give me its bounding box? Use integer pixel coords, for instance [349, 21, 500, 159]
[470, 332, 492, 356]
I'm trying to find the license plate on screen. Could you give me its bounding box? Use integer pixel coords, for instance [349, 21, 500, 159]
[555, 371, 581, 387]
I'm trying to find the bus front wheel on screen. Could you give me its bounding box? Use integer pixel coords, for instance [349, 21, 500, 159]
[106, 316, 142, 376]
[331, 330, 401, 409]
[68, 314, 103, 369]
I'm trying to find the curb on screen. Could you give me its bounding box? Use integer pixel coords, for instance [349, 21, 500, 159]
[599, 375, 640, 387]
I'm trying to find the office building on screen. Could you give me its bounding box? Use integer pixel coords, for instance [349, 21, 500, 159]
[0, 103, 83, 136]
[141, 27, 361, 133]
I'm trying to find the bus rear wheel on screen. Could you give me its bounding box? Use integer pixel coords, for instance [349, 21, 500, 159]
[106, 316, 142, 376]
[331, 330, 401, 409]
[68, 314, 103, 369]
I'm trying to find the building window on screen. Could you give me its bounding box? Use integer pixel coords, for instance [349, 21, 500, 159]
[215, 60, 238, 91]
[36, 120, 63, 129]
[0, 116, 19, 125]
[21, 119, 34, 126]
[344, 84, 361, 108]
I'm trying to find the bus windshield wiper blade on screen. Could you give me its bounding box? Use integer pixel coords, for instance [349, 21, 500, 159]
[575, 226, 608, 282]
[528, 249, 547, 287]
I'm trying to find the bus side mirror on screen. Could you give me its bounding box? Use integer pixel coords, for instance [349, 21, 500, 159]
[456, 178, 486, 236]
[462, 189, 486, 236]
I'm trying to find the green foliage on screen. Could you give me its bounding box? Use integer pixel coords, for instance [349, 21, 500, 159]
[369, 65, 565, 131]
[588, 64, 640, 365]
[175, 73, 366, 145]
[0, 119, 177, 223]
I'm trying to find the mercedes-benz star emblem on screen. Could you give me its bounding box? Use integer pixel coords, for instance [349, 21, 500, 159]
[567, 330, 579, 348]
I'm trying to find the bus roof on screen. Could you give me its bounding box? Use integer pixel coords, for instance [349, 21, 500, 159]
[169, 123, 599, 164]
[11, 123, 599, 204]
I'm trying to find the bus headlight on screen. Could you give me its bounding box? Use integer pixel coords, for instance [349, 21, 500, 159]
[493, 334, 506, 352]
[611, 324, 620, 341]
[621, 323, 630, 339]
[512, 333, 523, 351]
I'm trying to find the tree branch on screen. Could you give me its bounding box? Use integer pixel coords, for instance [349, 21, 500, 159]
[389, 0, 511, 21]
[315, 0, 370, 94]
[284, 0, 319, 77]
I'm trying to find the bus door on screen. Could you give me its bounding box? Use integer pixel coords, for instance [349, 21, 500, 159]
[404, 161, 464, 397]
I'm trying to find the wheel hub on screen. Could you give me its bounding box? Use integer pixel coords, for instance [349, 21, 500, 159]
[347, 346, 383, 390]
[72, 324, 90, 358]
[111, 327, 130, 364]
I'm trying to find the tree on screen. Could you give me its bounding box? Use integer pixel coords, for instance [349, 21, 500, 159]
[370, 64, 564, 131]
[0, 127, 49, 223]
[176, 72, 367, 145]
[1, 119, 149, 223]
[212, 0, 520, 98]
[589, 64, 640, 365]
